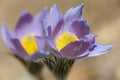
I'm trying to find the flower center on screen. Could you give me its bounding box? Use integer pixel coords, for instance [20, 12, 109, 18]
[21, 33, 38, 56]
[55, 32, 79, 51]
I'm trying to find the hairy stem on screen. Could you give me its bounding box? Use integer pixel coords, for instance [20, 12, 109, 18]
[43, 55, 75, 80]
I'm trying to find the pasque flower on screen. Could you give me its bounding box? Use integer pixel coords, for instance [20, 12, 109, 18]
[2, 9, 49, 61]
[45, 3, 113, 59]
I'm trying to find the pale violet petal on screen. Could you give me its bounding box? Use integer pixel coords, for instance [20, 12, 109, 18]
[88, 43, 113, 57]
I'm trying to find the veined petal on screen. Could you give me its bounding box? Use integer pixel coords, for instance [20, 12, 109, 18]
[70, 20, 89, 38]
[10, 38, 29, 58]
[60, 40, 89, 58]
[64, 3, 84, 22]
[88, 43, 113, 57]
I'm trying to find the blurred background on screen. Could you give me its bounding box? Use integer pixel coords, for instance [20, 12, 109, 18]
[0, 0, 119, 80]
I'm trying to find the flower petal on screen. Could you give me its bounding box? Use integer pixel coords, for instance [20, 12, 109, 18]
[84, 34, 97, 44]
[47, 26, 52, 37]
[45, 36, 62, 57]
[70, 20, 89, 38]
[15, 11, 33, 39]
[60, 40, 89, 58]
[10, 38, 29, 58]
[46, 4, 63, 35]
[64, 3, 84, 22]
[15, 11, 33, 29]
[47, 20, 64, 39]
[34, 36, 45, 50]
[15, 9, 48, 40]
[74, 50, 90, 59]
[45, 36, 57, 50]
[1, 24, 16, 51]
[51, 20, 64, 40]
[32, 8, 48, 37]
[28, 51, 49, 61]
[84, 34, 97, 50]
[88, 43, 113, 57]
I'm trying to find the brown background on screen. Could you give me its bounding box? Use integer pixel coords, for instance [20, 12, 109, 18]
[0, 0, 120, 80]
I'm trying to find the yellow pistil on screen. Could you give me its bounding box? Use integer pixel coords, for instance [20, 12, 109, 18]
[55, 32, 79, 51]
[21, 33, 38, 56]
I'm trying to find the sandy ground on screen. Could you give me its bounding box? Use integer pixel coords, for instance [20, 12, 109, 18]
[0, 0, 120, 80]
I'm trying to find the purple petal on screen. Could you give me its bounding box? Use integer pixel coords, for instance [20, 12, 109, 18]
[32, 8, 48, 36]
[15, 11, 33, 39]
[74, 34, 97, 59]
[28, 51, 49, 61]
[64, 3, 84, 22]
[45, 36, 62, 57]
[60, 40, 89, 58]
[70, 20, 89, 38]
[47, 20, 64, 39]
[45, 36, 57, 50]
[47, 26, 52, 37]
[84, 34, 97, 43]
[34, 36, 45, 50]
[74, 50, 90, 59]
[1, 24, 16, 52]
[15, 11, 33, 29]
[88, 43, 113, 57]
[47, 21, 63, 43]
[10, 38, 29, 58]
[84, 34, 97, 50]
[51, 20, 64, 40]
[46, 4, 63, 35]
[15, 9, 48, 40]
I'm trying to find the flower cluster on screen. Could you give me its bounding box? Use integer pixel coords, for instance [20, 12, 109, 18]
[2, 4, 112, 61]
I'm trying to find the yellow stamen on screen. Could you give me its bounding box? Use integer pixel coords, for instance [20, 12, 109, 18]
[55, 32, 79, 51]
[21, 33, 38, 56]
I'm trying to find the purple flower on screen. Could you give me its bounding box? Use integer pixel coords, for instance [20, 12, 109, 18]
[45, 4, 113, 59]
[2, 9, 49, 61]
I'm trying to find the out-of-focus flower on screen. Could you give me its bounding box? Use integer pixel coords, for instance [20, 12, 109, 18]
[45, 3, 113, 59]
[2, 9, 49, 61]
